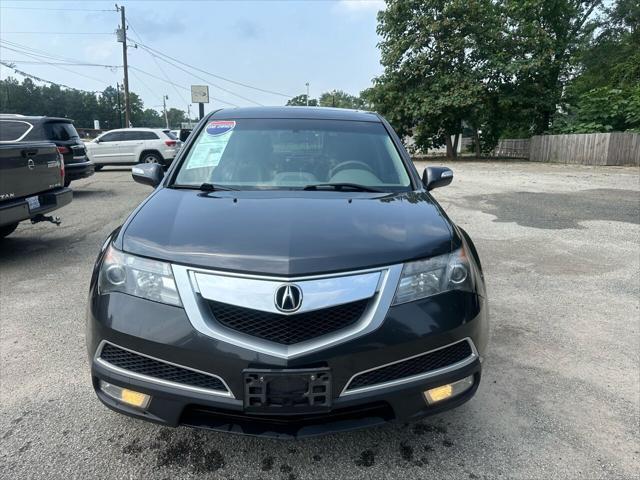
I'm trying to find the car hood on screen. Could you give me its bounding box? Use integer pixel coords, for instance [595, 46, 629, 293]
[121, 188, 453, 276]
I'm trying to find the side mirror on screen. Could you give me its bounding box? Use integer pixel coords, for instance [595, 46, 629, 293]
[422, 167, 453, 191]
[132, 163, 164, 187]
[93, 138, 100, 143]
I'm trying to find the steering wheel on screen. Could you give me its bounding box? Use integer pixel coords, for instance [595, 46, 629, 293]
[329, 161, 376, 179]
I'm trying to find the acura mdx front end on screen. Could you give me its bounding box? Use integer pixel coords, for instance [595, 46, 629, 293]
[87, 107, 488, 438]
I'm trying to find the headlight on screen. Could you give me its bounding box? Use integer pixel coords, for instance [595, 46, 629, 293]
[98, 245, 182, 306]
[392, 248, 475, 305]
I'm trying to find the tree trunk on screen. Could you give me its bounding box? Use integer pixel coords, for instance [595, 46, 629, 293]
[445, 135, 457, 159]
[452, 133, 459, 156]
[473, 128, 481, 157]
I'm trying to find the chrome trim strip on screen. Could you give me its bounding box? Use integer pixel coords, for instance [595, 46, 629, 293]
[194, 270, 381, 315]
[340, 338, 478, 397]
[0, 120, 34, 143]
[94, 340, 234, 399]
[173, 264, 404, 359]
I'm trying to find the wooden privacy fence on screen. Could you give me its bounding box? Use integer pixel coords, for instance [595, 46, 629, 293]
[493, 139, 530, 158]
[494, 132, 639, 165]
[529, 132, 639, 166]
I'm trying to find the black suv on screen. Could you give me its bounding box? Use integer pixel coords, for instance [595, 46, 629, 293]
[0, 115, 94, 186]
[87, 107, 488, 438]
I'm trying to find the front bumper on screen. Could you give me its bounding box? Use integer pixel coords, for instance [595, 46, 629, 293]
[0, 187, 72, 227]
[87, 287, 488, 438]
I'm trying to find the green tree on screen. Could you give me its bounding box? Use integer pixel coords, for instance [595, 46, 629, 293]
[552, 0, 639, 132]
[286, 94, 318, 106]
[318, 90, 365, 109]
[166, 108, 187, 128]
[364, 0, 504, 157]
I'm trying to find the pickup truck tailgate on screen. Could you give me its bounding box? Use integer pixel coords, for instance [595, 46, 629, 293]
[0, 143, 63, 200]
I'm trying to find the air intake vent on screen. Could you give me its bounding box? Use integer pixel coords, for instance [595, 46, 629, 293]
[99, 343, 228, 393]
[345, 340, 474, 392]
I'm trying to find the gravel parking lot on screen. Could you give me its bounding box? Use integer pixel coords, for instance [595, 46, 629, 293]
[1, 161, 638, 479]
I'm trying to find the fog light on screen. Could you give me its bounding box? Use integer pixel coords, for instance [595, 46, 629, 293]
[99, 381, 151, 409]
[423, 375, 474, 405]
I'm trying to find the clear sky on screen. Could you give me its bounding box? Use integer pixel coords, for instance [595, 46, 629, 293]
[0, 0, 385, 114]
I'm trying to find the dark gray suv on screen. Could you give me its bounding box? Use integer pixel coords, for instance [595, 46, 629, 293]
[87, 107, 488, 438]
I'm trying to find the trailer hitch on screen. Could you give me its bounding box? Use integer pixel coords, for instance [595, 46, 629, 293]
[31, 214, 61, 226]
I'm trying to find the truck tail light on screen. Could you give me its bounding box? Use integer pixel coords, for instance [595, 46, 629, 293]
[56, 146, 70, 154]
[164, 140, 177, 147]
[59, 152, 65, 179]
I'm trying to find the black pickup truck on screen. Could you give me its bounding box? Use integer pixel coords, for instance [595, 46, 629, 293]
[0, 115, 94, 186]
[0, 142, 73, 239]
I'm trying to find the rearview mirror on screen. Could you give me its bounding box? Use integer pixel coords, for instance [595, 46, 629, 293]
[422, 167, 453, 191]
[132, 163, 164, 187]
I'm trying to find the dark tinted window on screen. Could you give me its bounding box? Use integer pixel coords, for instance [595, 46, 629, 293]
[163, 130, 178, 140]
[0, 120, 32, 141]
[99, 131, 124, 142]
[121, 131, 158, 141]
[45, 122, 79, 141]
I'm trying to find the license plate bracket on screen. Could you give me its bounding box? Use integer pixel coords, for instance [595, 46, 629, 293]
[26, 195, 40, 212]
[243, 368, 331, 414]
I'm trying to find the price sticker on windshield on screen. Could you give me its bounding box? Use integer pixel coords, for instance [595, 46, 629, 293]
[206, 121, 236, 136]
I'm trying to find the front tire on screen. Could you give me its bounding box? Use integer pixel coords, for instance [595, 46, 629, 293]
[0, 222, 19, 239]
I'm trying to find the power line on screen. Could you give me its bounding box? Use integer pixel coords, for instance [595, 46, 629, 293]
[133, 39, 293, 98]
[124, 18, 188, 106]
[129, 68, 161, 100]
[0, 39, 93, 65]
[133, 41, 263, 106]
[129, 66, 239, 107]
[0, 44, 115, 85]
[1, 31, 115, 35]
[1, 60, 120, 68]
[0, 5, 116, 12]
[0, 61, 102, 93]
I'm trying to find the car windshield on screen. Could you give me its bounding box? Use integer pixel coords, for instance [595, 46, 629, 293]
[173, 118, 411, 191]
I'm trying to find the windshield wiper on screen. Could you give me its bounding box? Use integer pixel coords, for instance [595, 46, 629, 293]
[302, 183, 383, 193]
[172, 183, 237, 192]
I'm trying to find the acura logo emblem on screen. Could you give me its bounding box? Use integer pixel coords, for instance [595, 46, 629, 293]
[274, 284, 303, 313]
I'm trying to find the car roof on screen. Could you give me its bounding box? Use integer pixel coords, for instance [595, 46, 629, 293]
[209, 106, 380, 122]
[0, 114, 74, 124]
[104, 127, 167, 132]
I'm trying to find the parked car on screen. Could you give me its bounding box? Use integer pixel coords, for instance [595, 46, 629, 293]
[87, 107, 488, 438]
[85, 128, 181, 169]
[0, 141, 72, 239]
[0, 114, 94, 186]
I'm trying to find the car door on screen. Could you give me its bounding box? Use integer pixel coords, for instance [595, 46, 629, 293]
[119, 131, 146, 163]
[88, 131, 124, 164]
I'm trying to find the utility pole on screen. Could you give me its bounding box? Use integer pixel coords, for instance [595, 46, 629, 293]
[305, 82, 310, 106]
[187, 104, 191, 125]
[163, 95, 169, 129]
[116, 5, 131, 127]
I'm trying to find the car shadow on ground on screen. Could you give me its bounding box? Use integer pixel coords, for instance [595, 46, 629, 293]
[70, 189, 113, 199]
[463, 188, 639, 229]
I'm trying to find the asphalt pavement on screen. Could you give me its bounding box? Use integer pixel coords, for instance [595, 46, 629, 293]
[1, 161, 638, 479]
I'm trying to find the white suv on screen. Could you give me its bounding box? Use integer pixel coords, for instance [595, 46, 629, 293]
[86, 128, 181, 170]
